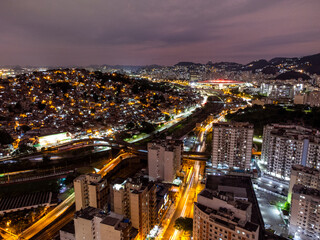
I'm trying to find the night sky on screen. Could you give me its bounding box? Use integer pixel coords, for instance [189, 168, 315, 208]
[0, 0, 319, 66]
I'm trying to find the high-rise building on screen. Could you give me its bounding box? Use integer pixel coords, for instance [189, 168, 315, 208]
[110, 175, 157, 240]
[289, 184, 320, 240]
[261, 124, 320, 180]
[73, 207, 134, 240]
[74, 173, 108, 211]
[212, 122, 253, 170]
[148, 137, 182, 182]
[288, 165, 320, 202]
[193, 175, 263, 240]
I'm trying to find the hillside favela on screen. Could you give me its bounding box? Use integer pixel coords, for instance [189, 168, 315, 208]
[0, 1, 320, 240]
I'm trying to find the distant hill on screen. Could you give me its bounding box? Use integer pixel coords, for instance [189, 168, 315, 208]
[175, 62, 202, 67]
[243, 59, 269, 72]
[299, 53, 320, 74]
[212, 62, 243, 71]
[269, 57, 298, 65]
[261, 66, 279, 75]
[210, 53, 320, 75]
[275, 71, 311, 80]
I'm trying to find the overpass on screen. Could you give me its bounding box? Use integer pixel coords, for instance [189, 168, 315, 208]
[182, 151, 211, 161]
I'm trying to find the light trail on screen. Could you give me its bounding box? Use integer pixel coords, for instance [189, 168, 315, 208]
[19, 192, 75, 239]
[18, 152, 136, 239]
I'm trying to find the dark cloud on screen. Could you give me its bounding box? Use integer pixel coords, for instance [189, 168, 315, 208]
[0, 0, 319, 65]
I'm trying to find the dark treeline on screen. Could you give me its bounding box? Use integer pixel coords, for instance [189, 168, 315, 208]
[226, 104, 320, 135]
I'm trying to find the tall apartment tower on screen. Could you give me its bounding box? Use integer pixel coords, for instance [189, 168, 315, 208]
[110, 175, 157, 240]
[212, 122, 253, 170]
[288, 165, 320, 202]
[289, 184, 320, 240]
[74, 173, 108, 211]
[148, 137, 183, 182]
[261, 124, 320, 180]
[73, 207, 134, 240]
[193, 175, 262, 240]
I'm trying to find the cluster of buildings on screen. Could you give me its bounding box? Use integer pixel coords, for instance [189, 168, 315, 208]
[61, 115, 320, 240]
[0, 68, 201, 156]
[259, 124, 320, 239]
[209, 121, 320, 239]
[61, 137, 182, 240]
[63, 171, 173, 240]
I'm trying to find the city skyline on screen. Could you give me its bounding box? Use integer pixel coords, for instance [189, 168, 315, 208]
[0, 0, 319, 66]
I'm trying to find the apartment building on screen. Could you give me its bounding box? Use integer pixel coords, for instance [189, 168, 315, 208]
[74, 173, 108, 211]
[288, 165, 320, 202]
[110, 175, 157, 239]
[262, 124, 320, 180]
[212, 122, 253, 170]
[148, 137, 183, 182]
[289, 184, 320, 240]
[193, 175, 263, 240]
[72, 207, 133, 240]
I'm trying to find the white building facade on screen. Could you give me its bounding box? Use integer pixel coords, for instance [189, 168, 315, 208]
[148, 137, 182, 182]
[289, 185, 320, 240]
[212, 122, 253, 170]
[262, 124, 320, 180]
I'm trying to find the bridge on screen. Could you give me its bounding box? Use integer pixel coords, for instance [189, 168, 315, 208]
[182, 151, 211, 161]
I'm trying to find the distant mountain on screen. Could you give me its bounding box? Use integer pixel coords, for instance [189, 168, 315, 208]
[269, 57, 298, 65]
[175, 62, 202, 67]
[261, 66, 279, 75]
[299, 53, 320, 74]
[275, 71, 311, 80]
[243, 59, 269, 72]
[210, 53, 320, 74]
[212, 62, 243, 71]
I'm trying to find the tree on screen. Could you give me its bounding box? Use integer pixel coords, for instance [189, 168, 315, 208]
[174, 217, 193, 232]
[283, 201, 291, 211]
[141, 121, 155, 134]
[20, 125, 31, 133]
[37, 102, 46, 110]
[0, 130, 14, 145]
[126, 122, 135, 129]
[17, 144, 37, 154]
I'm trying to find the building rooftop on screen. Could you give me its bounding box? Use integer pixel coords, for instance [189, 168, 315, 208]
[195, 202, 259, 232]
[267, 124, 320, 142]
[293, 184, 320, 197]
[292, 164, 320, 175]
[101, 216, 120, 226]
[199, 189, 250, 211]
[74, 206, 105, 220]
[205, 175, 264, 230]
[212, 122, 253, 129]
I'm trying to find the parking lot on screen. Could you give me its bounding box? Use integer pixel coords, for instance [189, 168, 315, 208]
[255, 188, 288, 237]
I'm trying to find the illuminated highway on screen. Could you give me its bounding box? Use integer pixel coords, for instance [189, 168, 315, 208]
[98, 151, 137, 177]
[159, 127, 206, 239]
[19, 192, 75, 239]
[17, 151, 136, 239]
[32, 210, 75, 240]
[157, 105, 237, 239]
